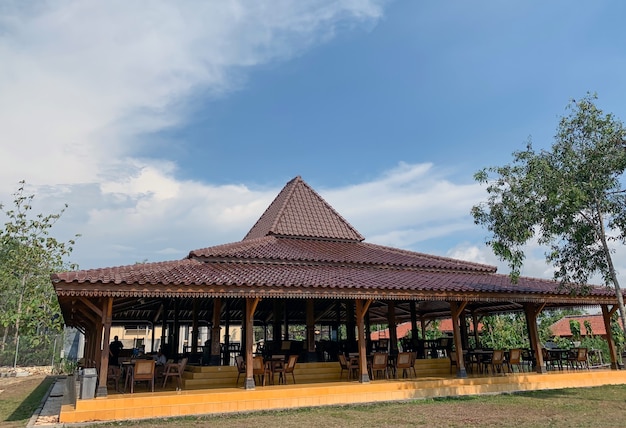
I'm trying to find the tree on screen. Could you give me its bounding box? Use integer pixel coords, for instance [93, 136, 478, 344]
[472, 94, 626, 334]
[0, 181, 79, 348]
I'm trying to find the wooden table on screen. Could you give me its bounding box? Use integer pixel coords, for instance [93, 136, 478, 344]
[546, 349, 569, 370]
[265, 356, 286, 384]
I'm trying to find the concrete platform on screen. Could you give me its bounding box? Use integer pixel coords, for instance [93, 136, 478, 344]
[57, 367, 626, 424]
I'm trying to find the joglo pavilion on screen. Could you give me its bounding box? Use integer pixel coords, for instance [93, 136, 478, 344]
[52, 176, 625, 402]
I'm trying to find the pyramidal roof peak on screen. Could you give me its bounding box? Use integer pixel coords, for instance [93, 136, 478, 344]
[243, 176, 365, 242]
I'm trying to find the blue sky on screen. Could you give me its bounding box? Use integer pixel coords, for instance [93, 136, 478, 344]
[2, 1, 626, 285]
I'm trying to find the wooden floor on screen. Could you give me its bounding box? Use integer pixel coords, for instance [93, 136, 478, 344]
[60, 359, 626, 424]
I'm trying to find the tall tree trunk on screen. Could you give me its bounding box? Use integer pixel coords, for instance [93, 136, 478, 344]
[597, 211, 626, 334]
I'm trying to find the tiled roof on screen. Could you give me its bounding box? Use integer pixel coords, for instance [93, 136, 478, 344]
[52, 253, 615, 301]
[549, 315, 617, 337]
[189, 236, 497, 273]
[243, 176, 364, 241]
[51, 175, 618, 306]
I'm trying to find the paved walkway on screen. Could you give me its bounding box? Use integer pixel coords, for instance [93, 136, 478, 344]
[28, 378, 65, 427]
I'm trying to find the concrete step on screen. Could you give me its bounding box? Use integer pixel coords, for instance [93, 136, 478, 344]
[182, 358, 452, 389]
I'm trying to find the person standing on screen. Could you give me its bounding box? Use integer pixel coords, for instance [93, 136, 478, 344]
[109, 335, 124, 366]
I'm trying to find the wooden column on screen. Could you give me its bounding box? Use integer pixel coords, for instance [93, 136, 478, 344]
[524, 303, 546, 373]
[173, 298, 180, 357]
[223, 300, 231, 366]
[244, 297, 260, 390]
[355, 299, 373, 383]
[210, 298, 222, 365]
[192, 299, 199, 355]
[601, 304, 619, 369]
[346, 301, 356, 353]
[96, 297, 113, 397]
[471, 313, 481, 348]
[387, 301, 398, 355]
[306, 299, 316, 362]
[459, 311, 468, 350]
[365, 311, 372, 354]
[160, 299, 169, 355]
[272, 300, 282, 344]
[449, 301, 467, 378]
[410, 301, 420, 343]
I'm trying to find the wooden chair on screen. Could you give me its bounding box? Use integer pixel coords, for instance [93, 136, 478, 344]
[396, 352, 416, 378]
[489, 350, 506, 374]
[568, 347, 589, 370]
[162, 357, 188, 390]
[370, 353, 389, 380]
[338, 354, 358, 380]
[542, 348, 558, 371]
[252, 355, 270, 386]
[128, 359, 155, 393]
[235, 355, 246, 386]
[274, 354, 298, 384]
[521, 349, 534, 371]
[107, 365, 122, 392]
[449, 350, 458, 374]
[507, 348, 523, 373]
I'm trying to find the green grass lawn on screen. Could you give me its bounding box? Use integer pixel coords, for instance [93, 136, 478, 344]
[93, 384, 626, 428]
[3, 376, 626, 427]
[0, 375, 55, 428]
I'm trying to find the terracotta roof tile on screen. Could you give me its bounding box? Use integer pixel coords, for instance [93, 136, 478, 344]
[549, 315, 619, 337]
[51, 255, 615, 301]
[189, 236, 497, 273]
[51, 176, 618, 305]
[244, 176, 364, 241]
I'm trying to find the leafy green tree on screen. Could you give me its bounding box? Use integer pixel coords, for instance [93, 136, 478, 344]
[472, 94, 626, 334]
[0, 181, 79, 348]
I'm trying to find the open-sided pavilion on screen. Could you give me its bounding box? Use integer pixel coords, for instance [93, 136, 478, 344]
[52, 176, 625, 418]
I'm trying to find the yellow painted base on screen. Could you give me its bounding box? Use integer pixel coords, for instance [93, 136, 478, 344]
[60, 368, 626, 424]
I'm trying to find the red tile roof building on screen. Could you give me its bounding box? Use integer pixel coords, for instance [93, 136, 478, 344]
[53, 176, 620, 327]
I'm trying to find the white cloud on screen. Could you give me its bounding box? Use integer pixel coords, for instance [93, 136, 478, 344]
[0, 0, 386, 267]
[0, 0, 385, 192]
[323, 162, 485, 247]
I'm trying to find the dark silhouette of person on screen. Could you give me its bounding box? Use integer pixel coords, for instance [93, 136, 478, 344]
[109, 335, 124, 366]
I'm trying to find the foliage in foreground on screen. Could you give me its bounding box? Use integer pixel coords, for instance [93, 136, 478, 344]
[0, 181, 79, 352]
[472, 94, 626, 333]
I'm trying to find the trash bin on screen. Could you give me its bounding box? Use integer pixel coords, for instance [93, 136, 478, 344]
[80, 368, 98, 399]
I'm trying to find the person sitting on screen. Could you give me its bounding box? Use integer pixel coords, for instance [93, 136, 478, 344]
[153, 349, 167, 366]
[154, 349, 167, 380]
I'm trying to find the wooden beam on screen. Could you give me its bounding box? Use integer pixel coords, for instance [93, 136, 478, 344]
[77, 297, 103, 319]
